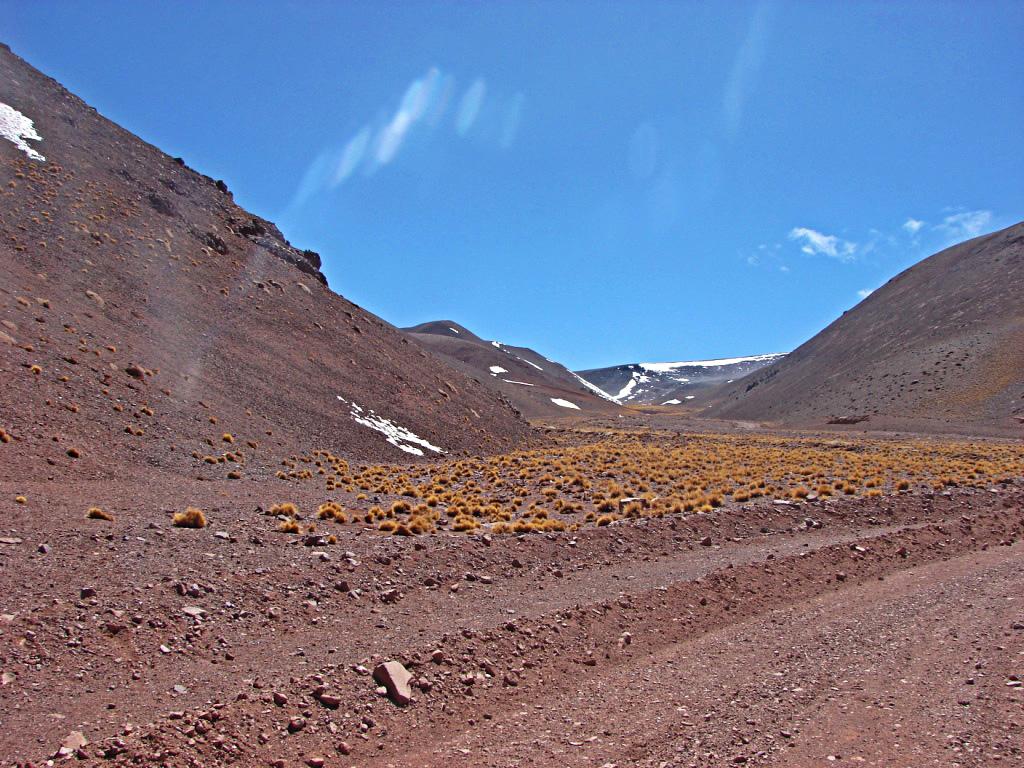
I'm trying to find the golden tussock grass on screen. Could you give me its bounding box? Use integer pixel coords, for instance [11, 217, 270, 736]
[172, 507, 207, 528]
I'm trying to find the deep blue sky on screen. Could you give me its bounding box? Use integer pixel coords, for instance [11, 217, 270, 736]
[5, 1, 1022, 369]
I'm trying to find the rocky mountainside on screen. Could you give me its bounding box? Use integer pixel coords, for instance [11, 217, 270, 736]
[0, 43, 533, 482]
[578, 354, 784, 406]
[706, 222, 1024, 435]
[404, 321, 620, 420]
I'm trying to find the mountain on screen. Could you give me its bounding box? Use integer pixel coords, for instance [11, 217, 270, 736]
[578, 354, 784, 405]
[705, 222, 1024, 435]
[0, 43, 532, 480]
[404, 321, 621, 419]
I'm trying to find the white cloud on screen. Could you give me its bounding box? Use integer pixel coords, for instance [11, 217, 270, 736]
[902, 218, 924, 234]
[788, 227, 857, 262]
[857, 288, 874, 299]
[936, 210, 993, 241]
[722, 2, 773, 136]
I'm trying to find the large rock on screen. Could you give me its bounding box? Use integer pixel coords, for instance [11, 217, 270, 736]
[373, 660, 413, 705]
[55, 730, 88, 759]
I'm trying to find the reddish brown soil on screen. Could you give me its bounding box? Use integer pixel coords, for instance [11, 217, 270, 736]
[1, 476, 1020, 767]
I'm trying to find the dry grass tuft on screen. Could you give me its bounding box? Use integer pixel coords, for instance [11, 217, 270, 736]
[278, 518, 300, 534]
[86, 507, 114, 521]
[172, 507, 207, 528]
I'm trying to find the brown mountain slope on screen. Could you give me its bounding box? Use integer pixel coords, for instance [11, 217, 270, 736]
[706, 222, 1024, 435]
[404, 321, 621, 420]
[0, 43, 531, 482]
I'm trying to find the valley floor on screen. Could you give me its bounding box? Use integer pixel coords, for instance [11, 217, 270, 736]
[0, 430, 1021, 767]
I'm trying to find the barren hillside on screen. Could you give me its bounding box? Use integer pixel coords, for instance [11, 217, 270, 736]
[0, 43, 532, 484]
[405, 320, 620, 420]
[707, 222, 1024, 435]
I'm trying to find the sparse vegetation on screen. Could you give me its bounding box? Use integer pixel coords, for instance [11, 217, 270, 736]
[172, 507, 207, 528]
[86, 506, 114, 521]
[263, 434, 1023, 537]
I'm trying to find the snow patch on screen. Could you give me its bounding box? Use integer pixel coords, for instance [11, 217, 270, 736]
[502, 379, 535, 386]
[638, 353, 783, 372]
[612, 372, 650, 402]
[491, 341, 503, 348]
[686, 395, 695, 400]
[571, 372, 616, 402]
[662, 398, 681, 405]
[0, 103, 45, 161]
[448, 327, 460, 334]
[550, 398, 580, 410]
[489, 365, 508, 374]
[336, 396, 443, 456]
[520, 358, 543, 371]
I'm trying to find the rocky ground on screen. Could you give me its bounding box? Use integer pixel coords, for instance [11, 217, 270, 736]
[1, 471, 1021, 767]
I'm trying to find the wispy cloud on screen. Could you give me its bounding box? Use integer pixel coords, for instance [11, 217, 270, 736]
[856, 288, 874, 299]
[902, 218, 924, 234]
[935, 209, 993, 241]
[282, 67, 525, 214]
[788, 227, 857, 262]
[723, 1, 773, 136]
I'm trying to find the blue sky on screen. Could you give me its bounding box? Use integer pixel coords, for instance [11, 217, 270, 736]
[5, 1, 1022, 369]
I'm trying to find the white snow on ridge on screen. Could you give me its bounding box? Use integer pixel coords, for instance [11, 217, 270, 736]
[336, 396, 443, 456]
[550, 398, 580, 410]
[571, 372, 616, 402]
[0, 103, 45, 161]
[662, 398, 681, 405]
[638, 353, 784, 372]
[448, 327, 460, 334]
[612, 373, 649, 402]
[502, 379, 535, 386]
[489, 365, 508, 374]
[520, 358, 543, 371]
[491, 341, 503, 348]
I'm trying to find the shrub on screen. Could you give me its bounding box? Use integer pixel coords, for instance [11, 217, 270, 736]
[86, 507, 114, 521]
[278, 518, 300, 534]
[172, 507, 207, 528]
[269, 502, 299, 517]
[317, 502, 347, 523]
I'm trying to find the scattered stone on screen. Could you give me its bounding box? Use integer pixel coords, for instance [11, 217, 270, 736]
[316, 691, 341, 709]
[273, 691, 288, 706]
[181, 606, 207, 619]
[287, 716, 306, 733]
[373, 660, 413, 705]
[55, 730, 88, 759]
